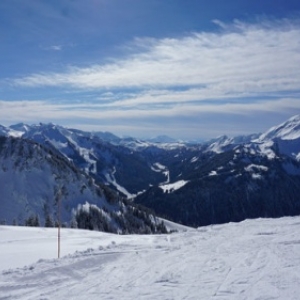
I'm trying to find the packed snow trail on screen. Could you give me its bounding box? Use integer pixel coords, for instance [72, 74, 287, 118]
[1, 217, 300, 299]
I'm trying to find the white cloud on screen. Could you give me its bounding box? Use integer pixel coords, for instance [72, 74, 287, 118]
[50, 45, 62, 51]
[4, 18, 300, 138]
[13, 19, 300, 99]
[0, 97, 299, 121]
[1, 97, 299, 138]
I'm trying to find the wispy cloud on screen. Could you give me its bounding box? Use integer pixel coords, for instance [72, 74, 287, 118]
[13, 19, 300, 96]
[49, 45, 62, 51]
[0, 95, 299, 138]
[4, 18, 300, 138]
[0, 97, 298, 122]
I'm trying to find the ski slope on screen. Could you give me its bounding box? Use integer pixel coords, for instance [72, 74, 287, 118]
[1, 217, 300, 299]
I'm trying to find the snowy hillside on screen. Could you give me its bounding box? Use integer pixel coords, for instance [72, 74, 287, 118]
[0, 136, 167, 234]
[1, 216, 300, 299]
[0, 136, 106, 225]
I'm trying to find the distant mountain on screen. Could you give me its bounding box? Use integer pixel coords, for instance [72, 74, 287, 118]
[203, 133, 260, 154]
[0, 124, 23, 138]
[93, 131, 121, 143]
[0, 125, 8, 136]
[136, 144, 300, 226]
[255, 115, 300, 161]
[259, 115, 300, 141]
[9, 122, 31, 133]
[1, 115, 300, 228]
[3, 123, 169, 196]
[0, 136, 167, 233]
[147, 135, 178, 143]
[135, 115, 300, 226]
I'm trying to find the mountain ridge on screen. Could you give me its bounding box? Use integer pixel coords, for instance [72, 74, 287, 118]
[1, 115, 300, 228]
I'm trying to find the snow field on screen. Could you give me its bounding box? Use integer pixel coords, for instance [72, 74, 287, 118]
[1, 216, 300, 299]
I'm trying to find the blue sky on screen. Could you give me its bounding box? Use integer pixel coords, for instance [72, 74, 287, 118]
[1, 0, 300, 140]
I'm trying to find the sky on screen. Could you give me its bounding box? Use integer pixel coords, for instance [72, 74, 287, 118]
[1, 0, 300, 140]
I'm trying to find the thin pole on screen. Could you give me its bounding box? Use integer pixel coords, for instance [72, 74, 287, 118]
[58, 189, 61, 259]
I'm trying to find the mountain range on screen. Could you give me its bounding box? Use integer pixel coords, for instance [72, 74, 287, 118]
[1, 115, 300, 228]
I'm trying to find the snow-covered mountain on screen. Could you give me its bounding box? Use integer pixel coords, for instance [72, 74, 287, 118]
[1, 123, 170, 196]
[136, 115, 300, 226]
[0, 123, 194, 197]
[254, 115, 300, 161]
[0, 124, 23, 138]
[0, 136, 167, 233]
[203, 115, 300, 160]
[1, 115, 300, 228]
[259, 115, 300, 141]
[204, 133, 260, 154]
[0, 136, 101, 224]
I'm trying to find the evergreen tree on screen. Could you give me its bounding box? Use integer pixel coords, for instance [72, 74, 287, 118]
[70, 214, 78, 229]
[25, 214, 40, 227]
[45, 214, 54, 227]
[33, 214, 40, 227]
[25, 215, 34, 226]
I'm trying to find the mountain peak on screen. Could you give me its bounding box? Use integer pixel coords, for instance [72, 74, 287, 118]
[259, 114, 300, 141]
[288, 114, 300, 122]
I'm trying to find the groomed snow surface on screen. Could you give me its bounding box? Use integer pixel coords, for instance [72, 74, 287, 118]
[1, 217, 300, 300]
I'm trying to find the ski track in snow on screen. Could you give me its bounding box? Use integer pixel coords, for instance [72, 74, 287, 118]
[1, 217, 300, 299]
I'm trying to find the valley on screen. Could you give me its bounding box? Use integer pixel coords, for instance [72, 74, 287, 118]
[0, 115, 300, 228]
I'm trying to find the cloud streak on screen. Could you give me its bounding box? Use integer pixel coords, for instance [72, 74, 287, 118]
[13, 19, 300, 97]
[0, 97, 298, 122]
[4, 18, 300, 138]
